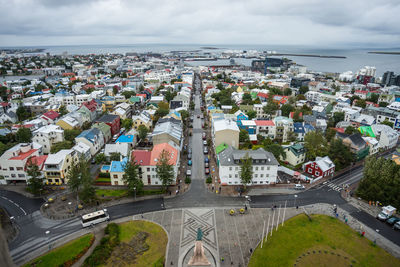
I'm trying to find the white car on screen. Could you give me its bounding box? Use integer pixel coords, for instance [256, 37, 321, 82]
[294, 184, 305, 190]
[186, 170, 192, 176]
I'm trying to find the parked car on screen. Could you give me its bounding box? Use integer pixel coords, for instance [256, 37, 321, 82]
[188, 153, 192, 160]
[205, 168, 210, 175]
[202, 123, 204, 128]
[394, 221, 400, 230]
[188, 160, 192, 166]
[294, 184, 305, 190]
[197, 115, 200, 118]
[203, 140, 207, 146]
[386, 216, 400, 226]
[205, 162, 209, 168]
[203, 147, 208, 154]
[188, 148, 192, 154]
[377, 212, 391, 221]
[205, 157, 209, 163]
[202, 133, 206, 140]
[186, 169, 192, 176]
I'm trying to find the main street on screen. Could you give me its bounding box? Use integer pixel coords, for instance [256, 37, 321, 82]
[1, 75, 400, 265]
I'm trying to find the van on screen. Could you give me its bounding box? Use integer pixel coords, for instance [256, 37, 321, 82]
[203, 147, 208, 154]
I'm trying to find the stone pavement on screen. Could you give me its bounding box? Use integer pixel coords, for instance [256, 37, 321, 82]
[132, 204, 400, 267]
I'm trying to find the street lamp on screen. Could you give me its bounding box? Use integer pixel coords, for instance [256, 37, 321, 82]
[294, 194, 298, 208]
[45, 230, 51, 251]
[134, 187, 136, 200]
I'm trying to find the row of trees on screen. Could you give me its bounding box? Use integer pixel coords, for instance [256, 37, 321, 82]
[357, 156, 400, 209]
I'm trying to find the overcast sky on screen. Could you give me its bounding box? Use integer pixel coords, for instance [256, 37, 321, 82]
[1, 0, 399, 47]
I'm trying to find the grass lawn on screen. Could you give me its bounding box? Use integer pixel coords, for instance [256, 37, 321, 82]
[24, 234, 94, 267]
[95, 189, 128, 198]
[96, 177, 111, 182]
[105, 220, 167, 267]
[249, 214, 400, 267]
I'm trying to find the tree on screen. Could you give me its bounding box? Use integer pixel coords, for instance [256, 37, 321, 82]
[379, 101, 389, 107]
[16, 128, 32, 143]
[283, 88, 292, 96]
[16, 106, 30, 122]
[328, 138, 354, 170]
[112, 86, 119, 96]
[381, 119, 394, 128]
[263, 98, 279, 118]
[345, 126, 358, 135]
[50, 141, 74, 153]
[299, 86, 309, 95]
[121, 118, 133, 130]
[239, 153, 253, 190]
[121, 91, 135, 99]
[26, 160, 44, 196]
[304, 131, 327, 160]
[67, 160, 83, 202]
[349, 95, 360, 105]
[59, 105, 68, 116]
[138, 125, 149, 141]
[155, 101, 169, 118]
[179, 110, 189, 122]
[239, 129, 250, 143]
[156, 149, 175, 191]
[64, 129, 81, 142]
[246, 110, 257, 120]
[78, 159, 95, 204]
[280, 104, 294, 117]
[242, 93, 253, 105]
[165, 90, 177, 102]
[325, 128, 337, 142]
[122, 159, 143, 196]
[110, 152, 121, 162]
[332, 112, 345, 126]
[95, 153, 106, 164]
[264, 143, 286, 160]
[292, 109, 303, 122]
[354, 99, 366, 108]
[368, 93, 379, 104]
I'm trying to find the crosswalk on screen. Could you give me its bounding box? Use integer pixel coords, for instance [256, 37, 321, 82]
[322, 181, 343, 192]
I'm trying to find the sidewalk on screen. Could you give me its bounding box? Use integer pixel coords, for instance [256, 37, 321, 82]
[347, 197, 382, 217]
[0, 185, 35, 198]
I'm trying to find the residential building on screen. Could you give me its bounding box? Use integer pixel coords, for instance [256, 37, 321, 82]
[255, 120, 275, 139]
[339, 133, 369, 160]
[303, 156, 335, 178]
[32, 125, 64, 154]
[362, 136, 380, 155]
[218, 146, 279, 185]
[282, 143, 306, 166]
[95, 114, 121, 136]
[273, 116, 294, 143]
[92, 122, 112, 143]
[212, 119, 240, 149]
[151, 118, 182, 147]
[0, 143, 46, 184]
[44, 149, 79, 184]
[75, 128, 105, 156]
[371, 124, 399, 149]
[132, 113, 152, 130]
[112, 102, 132, 119]
[72, 142, 91, 161]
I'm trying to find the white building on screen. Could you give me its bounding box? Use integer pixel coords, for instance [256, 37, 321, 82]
[371, 124, 399, 149]
[32, 125, 64, 154]
[218, 146, 279, 186]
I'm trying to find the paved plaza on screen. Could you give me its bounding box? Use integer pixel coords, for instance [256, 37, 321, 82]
[133, 205, 305, 267]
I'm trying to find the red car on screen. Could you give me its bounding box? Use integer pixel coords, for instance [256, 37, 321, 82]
[205, 168, 210, 175]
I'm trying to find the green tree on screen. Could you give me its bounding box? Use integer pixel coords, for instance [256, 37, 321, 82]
[332, 112, 345, 126]
[246, 110, 257, 120]
[299, 86, 309, 95]
[138, 125, 149, 141]
[95, 153, 106, 164]
[110, 152, 121, 162]
[280, 104, 294, 117]
[64, 129, 81, 142]
[16, 128, 32, 143]
[112, 86, 119, 96]
[239, 153, 253, 190]
[26, 160, 44, 196]
[263, 98, 279, 118]
[67, 160, 83, 202]
[304, 131, 327, 160]
[264, 143, 286, 160]
[78, 159, 95, 204]
[355, 99, 366, 108]
[16, 106, 30, 122]
[165, 90, 177, 102]
[179, 110, 189, 122]
[121, 91, 135, 99]
[283, 87, 292, 96]
[379, 101, 389, 108]
[367, 93, 379, 104]
[345, 126, 358, 135]
[50, 141, 74, 153]
[328, 138, 354, 170]
[381, 119, 394, 128]
[122, 159, 143, 196]
[325, 128, 337, 142]
[242, 93, 253, 105]
[155, 102, 169, 118]
[121, 118, 133, 130]
[239, 129, 250, 143]
[156, 149, 175, 191]
[59, 105, 68, 116]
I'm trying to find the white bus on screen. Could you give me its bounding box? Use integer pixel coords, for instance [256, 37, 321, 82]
[81, 209, 110, 228]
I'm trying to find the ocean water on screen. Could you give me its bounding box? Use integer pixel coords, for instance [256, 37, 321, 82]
[2, 44, 400, 77]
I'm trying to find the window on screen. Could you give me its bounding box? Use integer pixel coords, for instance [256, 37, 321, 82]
[113, 175, 118, 178]
[308, 168, 312, 173]
[260, 174, 263, 178]
[18, 174, 25, 178]
[16, 167, 23, 171]
[235, 174, 238, 178]
[254, 174, 258, 178]
[260, 181, 263, 184]
[261, 167, 264, 171]
[255, 167, 258, 171]
[229, 167, 232, 171]
[11, 174, 16, 177]
[267, 167, 270, 171]
[315, 171, 320, 176]
[10, 167, 14, 171]
[147, 168, 150, 172]
[229, 174, 232, 178]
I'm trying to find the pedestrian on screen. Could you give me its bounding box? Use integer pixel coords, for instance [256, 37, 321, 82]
[296, 205, 299, 210]
[335, 213, 338, 218]
[345, 218, 348, 224]
[245, 204, 247, 211]
[171, 261, 173, 265]
[221, 257, 224, 262]
[250, 248, 253, 253]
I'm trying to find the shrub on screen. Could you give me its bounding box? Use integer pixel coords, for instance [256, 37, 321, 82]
[98, 172, 110, 178]
[83, 223, 120, 267]
[206, 177, 212, 184]
[185, 177, 191, 184]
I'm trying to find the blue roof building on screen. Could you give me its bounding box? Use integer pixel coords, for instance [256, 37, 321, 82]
[110, 157, 128, 173]
[116, 134, 135, 143]
[77, 128, 101, 143]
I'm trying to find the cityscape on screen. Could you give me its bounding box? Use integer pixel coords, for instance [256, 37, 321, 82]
[1, 1, 400, 267]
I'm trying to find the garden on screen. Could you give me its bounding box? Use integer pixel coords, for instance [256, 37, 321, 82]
[249, 214, 400, 267]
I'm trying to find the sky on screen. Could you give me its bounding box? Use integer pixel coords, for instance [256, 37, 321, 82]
[0, 0, 400, 48]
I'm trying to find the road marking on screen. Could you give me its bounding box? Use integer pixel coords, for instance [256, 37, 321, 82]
[1, 196, 27, 215]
